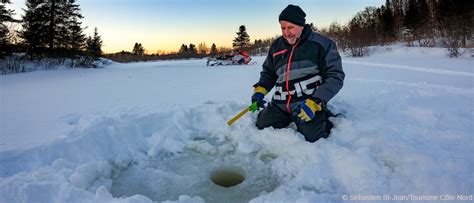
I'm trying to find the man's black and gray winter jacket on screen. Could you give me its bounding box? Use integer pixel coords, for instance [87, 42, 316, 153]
[254, 24, 345, 112]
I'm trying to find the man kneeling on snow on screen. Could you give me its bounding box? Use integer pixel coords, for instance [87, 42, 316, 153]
[251, 5, 345, 142]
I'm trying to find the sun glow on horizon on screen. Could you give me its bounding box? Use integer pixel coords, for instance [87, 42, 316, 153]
[8, 0, 385, 54]
[98, 31, 280, 54]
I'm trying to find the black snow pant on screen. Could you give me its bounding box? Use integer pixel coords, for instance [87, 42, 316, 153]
[256, 102, 334, 142]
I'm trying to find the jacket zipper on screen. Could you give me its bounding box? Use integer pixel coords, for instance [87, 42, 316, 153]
[285, 40, 299, 113]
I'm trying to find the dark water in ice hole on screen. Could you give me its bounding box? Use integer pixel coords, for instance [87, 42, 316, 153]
[111, 150, 280, 203]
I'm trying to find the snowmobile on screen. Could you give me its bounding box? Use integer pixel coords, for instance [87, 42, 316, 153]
[206, 51, 256, 66]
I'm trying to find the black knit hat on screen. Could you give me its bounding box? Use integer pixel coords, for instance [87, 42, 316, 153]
[278, 4, 306, 26]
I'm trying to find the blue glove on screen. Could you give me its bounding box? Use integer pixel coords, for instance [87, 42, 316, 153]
[251, 92, 266, 111]
[251, 86, 268, 112]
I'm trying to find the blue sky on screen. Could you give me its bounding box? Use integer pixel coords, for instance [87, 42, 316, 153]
[8, 0, 384, 53]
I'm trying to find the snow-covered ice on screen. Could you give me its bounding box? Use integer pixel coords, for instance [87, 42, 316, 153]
[1, 46, 473, 202]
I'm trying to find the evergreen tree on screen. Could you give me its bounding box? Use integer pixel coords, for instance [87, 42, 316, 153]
[391, 0, 404, 38]
[232, 25, 250, 51]
[188, 43, 197, 57]
[44, 0, 69, 55]
[86, 27, 102, 59]
[178, 44, 188, 56]
[21, 0, 48, 57]
[133, 42, 139, 54]
[21, 0, 83, 57]
[138, 43, 144, 55]
[66, 0, 86, 58]
[132, 42, 144, 55]
[404, 0, 419, 32]
[416, 0, 431, 26]
[382, 0, 396, 39]
[209, 43, 218, 56]
[1, 0, 15, 57]
[402, 0, 433, 46]
[0, 0, 13, 22]
[415, 0, 433, 46]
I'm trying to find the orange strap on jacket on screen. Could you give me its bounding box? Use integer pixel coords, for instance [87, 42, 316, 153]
[285, 40, 299, 113]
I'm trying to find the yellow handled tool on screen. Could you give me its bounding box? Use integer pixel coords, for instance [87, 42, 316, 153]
[227, 102, 258, 126]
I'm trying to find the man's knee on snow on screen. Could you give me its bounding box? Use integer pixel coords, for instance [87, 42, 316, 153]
[256, 116, 291, 130]
[302, 127, 327, 143]
[255, 119, 266, 130]
[308, 130, 330, 142]
[255, 103, 292, 130]
[297, 111, 333, 142]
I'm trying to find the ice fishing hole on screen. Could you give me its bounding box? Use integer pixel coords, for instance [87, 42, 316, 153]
[210, 167, 245, 187]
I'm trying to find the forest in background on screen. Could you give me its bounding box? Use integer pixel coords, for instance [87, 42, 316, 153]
[103, 0, 474, 62]
[1, 0, 472, 69]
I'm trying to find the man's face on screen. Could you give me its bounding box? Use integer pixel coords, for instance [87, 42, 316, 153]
[280, 20, 304, 45]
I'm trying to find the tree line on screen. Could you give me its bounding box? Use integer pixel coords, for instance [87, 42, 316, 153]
[107, 0, 472, 63]
[4, 0, 468, 67]
[319, 0, 472, 57]
[1, 0, 103, 69]
[105, 25, 276, 63]
[105, 41, 229, 63]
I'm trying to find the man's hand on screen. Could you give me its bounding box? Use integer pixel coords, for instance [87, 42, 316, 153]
[251, 86, 268, 112]
[293, 98, 322, 122]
